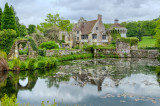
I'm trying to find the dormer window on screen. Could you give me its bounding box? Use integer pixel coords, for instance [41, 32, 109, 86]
[96, 27, 98, 30]
[77, 31, 79, 34]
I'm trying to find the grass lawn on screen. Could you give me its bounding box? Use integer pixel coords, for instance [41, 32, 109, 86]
[138, 36, 156, 48]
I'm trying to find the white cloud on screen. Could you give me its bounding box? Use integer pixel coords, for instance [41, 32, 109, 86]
[1, 0, 160, 26]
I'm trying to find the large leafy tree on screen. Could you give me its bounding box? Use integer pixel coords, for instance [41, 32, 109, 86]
[0, 29, 17, 54]
[155, 19, 160, 47]
[11, 5, 20, 36]
[1, 3, 18, 37]
[126, 22, 138, 37]
[28, 24, 36, 34]
[0, 7, 2, 30]
[19, 25, 28, 37]
[39, 13, 73, 32]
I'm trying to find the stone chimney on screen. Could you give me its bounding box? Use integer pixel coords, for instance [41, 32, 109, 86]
[98, 14, 102, 21]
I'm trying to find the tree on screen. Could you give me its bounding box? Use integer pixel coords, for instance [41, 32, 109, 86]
[0, 7, 2, 30]
[19, 25, 28, 37]
[28, 24, 36, 34]
[155, 19, 160, 47]
[126, 22, 138, 37]
[1, 3, 18, 37]
[0, 29, 17, 54]
[11, 5, 20, 36]
[39, 13, 73, 32]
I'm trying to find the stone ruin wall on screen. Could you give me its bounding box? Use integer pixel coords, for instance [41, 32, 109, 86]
[94, 41, 160, 59]
[46, 49, 87, 57]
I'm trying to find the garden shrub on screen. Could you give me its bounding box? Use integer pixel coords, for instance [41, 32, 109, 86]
[0, 51, 7, 59]
[118, 37, 139, 46]
[20, 62, 26, 70]
[27, 58, 36, 70]
[0, 29, 17, 54]
[83, 43, 96, 53]
[40, 41, 59, 50]
[37, 61, 46, 69]
[12, 58, 21, 69]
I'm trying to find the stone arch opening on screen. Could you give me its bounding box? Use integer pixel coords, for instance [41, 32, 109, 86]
[18, 41, 29, 56]
[8, 40, 37, 60]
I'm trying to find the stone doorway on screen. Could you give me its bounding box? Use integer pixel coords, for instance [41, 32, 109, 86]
[8, 40, 37, 60]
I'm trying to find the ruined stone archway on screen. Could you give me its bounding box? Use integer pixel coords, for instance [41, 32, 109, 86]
[8, 40, 37, 60]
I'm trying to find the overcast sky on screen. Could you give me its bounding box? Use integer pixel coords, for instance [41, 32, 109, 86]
[1, 0, 160, 26]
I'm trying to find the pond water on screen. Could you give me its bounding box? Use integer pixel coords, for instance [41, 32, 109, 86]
[0, 58, 160, 106]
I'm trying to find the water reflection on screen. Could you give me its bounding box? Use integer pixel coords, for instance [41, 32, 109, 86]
[0, 58, 160, 105]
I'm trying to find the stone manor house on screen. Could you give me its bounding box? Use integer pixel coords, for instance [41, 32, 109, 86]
[59, 15, 127, 48]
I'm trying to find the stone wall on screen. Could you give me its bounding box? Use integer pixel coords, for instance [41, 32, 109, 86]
[116, 41, 131, 57]
[94, 49, 117, 57]
[131, 50, 160, 59]
[46, 50, 86, 56]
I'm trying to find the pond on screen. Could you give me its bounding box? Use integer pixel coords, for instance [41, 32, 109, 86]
[0, 58, 160, 106]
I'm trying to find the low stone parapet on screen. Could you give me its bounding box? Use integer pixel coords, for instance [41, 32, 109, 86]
[130, 50, 159, 59]
[46, 49, 86, 57]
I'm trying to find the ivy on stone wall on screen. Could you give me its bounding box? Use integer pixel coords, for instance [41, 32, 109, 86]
[27, 37, 38, 51]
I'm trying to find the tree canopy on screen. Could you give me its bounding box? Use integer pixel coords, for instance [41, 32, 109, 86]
[1, 3, 18, 37]
[0, 7, 2, 30]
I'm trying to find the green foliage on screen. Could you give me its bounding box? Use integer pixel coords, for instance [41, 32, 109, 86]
[83, 43, 96, 53]
[0, 29, 17, 54]
[0, 51, 7, 59]
[1, 3, 18, 36]
[27, 37, 38, 51]
[39, 13, 73, 32]
[27, 59, 36, 70]
[57, 53, 93, 62]
[19, 25, 28, 37]
[40, 41, 59, 50]
[37, 61, 46, 69]
[12, 58, 20, 69]
[155, 19, 160, 48]
[20, 62, 26, 70]
[99, 54, 106, 58]
[1, 94, 18, 106]
[0, 7, 2, 30]
[119, 37, 139, 46]
[28, 24, 36, 34]
[38, 48, 46, 56]
[74, 45, 80, 49]
[138, 36, 156, 49]
[19, 49, 28, 55]
[110, 29, 121, 41]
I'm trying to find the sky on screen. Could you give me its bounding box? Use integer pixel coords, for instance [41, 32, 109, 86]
[1, 0, 160, 26]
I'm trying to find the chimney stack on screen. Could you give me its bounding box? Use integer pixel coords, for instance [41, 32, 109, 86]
[98, 14, 102, 21]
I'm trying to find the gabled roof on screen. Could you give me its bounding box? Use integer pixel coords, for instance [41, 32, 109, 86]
[73, 20, 98, 35]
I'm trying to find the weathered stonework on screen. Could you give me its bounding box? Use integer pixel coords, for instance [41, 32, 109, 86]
[131, 50, 160, 59]
[8, 40, 37, 60]
[46, 50, 86, 57]
[94, 49, 117, 57]
[116, 41, 132, 57]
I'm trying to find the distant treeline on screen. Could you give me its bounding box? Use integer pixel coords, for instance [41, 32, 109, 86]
[104, 17, 160, 40]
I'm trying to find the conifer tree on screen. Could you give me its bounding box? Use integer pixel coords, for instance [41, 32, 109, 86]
[0, 7, 2, 30]
[1, 3, 18, 36]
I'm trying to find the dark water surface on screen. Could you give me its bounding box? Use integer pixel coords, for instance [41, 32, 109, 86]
[1, 58, 160, 106]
